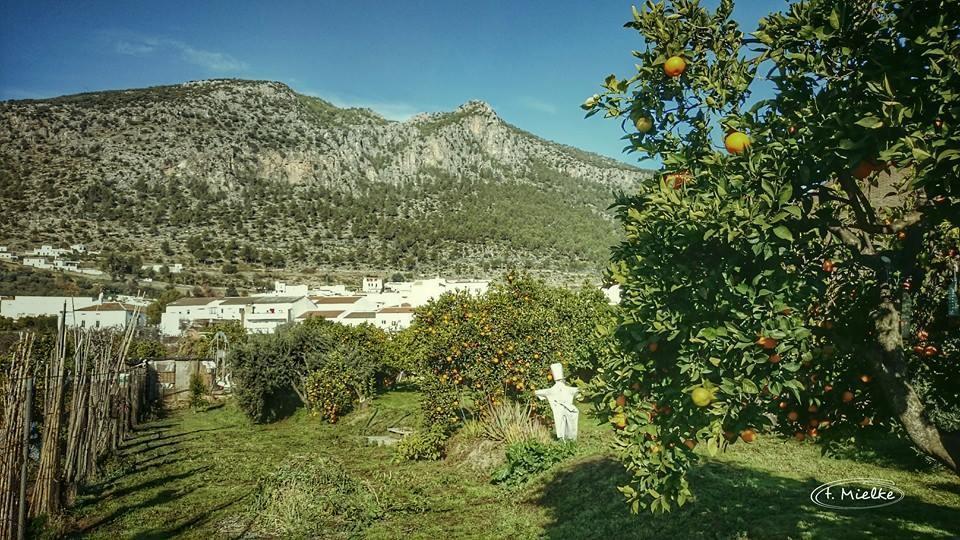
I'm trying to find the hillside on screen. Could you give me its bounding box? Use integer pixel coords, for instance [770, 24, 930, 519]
[0, 79, 651, 277]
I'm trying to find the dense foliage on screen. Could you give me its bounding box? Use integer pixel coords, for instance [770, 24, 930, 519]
[409, 272, 612, 432]
[229, 318, 391, 423]
[585, 0, 960, 512]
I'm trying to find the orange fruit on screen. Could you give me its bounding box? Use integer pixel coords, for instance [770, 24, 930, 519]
[768, 353, 782, 364]
[691, 387, 713, 407]
[924, 345, 939, 357]
[724, 131, 751, 154]
[663, 56, 686, 77]
[648, 342, 659, 353]
[756, 336, 779, 350]
[634, 116, 654, 133]
[683, 439, 697, 450]
[740, 429, 757, 443]
[822, 259, 834, 272]
[842, 391, 855, 403]
[860, 374, 872, 384]
[615, 394, 627, 407]
[787, 411, 799, 422]
[794, 432, 806, 442]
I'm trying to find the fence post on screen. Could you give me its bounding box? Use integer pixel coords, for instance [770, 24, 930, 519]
[17, 376, 33, 540]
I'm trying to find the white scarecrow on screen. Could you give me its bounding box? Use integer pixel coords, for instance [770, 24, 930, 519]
[535, 363, 580, 441]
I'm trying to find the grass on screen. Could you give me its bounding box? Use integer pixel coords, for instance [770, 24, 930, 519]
[62, 389, 960, 539]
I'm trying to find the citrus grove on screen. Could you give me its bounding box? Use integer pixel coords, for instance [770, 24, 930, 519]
[584, 0, 959, 512]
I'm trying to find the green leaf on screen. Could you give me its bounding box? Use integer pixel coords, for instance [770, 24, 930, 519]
[828, 9, 840, 29]
[855, 116, 884, 129]
[772, 226, 794, 242]
[777, 184, 793, 205]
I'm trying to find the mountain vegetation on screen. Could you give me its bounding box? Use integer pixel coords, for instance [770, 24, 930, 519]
[0, 80, 650, 278]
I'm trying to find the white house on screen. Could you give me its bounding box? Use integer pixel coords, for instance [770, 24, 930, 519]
[159, 297, 223, 336]
[160, 295, 315, 336]
[362, 276, 383, 293]
[262, 281, 309, 297]
[0, 295, 101, 321]
[70, 243, 86, 253]
[23, 257, 52, 270]
[53, 259, 80, 272]
[72, 303, 146, 329]
[142, 263, 184, 274]
[0, 250, 17, 261]
[221, 296, 315, 334]
[31, 245, 69, 257]
[340, 311, 377, 327]
[374, 304, 415, 331]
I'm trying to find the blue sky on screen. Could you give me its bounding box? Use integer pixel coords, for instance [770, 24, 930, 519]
[0, 0, 783, 165]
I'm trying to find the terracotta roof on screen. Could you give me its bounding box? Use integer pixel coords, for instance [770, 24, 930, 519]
[310, 296, 362, 305]
[344, 311, 376, 319]
[75, 302, 140, 312]
[167, 297, 218, 307]
[296, 310, 344, 320]
[379, 306, 415, 314]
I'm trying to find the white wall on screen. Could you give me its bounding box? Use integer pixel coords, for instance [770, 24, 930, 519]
[0, 296, 100, 321]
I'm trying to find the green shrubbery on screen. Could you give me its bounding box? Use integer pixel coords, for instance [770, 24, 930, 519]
[229, 318, 392, 423]
[491, 440, 576, 487]
[393, 425, 448, 462]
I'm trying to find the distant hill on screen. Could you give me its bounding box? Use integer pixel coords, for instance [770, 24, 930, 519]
[0, 79, 651, 277]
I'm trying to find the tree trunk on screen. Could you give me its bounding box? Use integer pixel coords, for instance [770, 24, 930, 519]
[868, 300, 960, 473]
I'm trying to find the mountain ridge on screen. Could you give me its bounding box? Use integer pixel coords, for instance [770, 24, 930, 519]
[0, 78, 652, 278]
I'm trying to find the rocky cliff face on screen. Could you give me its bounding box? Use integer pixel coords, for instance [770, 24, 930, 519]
[0, 79, 650, 277]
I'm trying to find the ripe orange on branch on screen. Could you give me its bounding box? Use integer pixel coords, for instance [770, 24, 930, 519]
[724, 131, 751, 154]
[663, 56, 686, 77]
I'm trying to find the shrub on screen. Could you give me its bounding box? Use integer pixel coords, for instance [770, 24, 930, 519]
[393, 425, 447, 462]
[491, 440, 576, 487]
[230, 318, 392, 423]
[482, 401, 551, 445]
[250, 457, 382, 538]
[188, 372, 208, 409]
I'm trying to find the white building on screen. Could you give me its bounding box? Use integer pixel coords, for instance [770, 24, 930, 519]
[262, 281, 309, 297]
[159, 297, 223, 336]
[340, 311, 377, 327]
[226, 296, 316, 334]
[142, 263, 184, 274]
[72, 303, 146, 329]
[31, 245, 69, 257]
[374, 304, 415, 331]
[53, 259, 80, 272]
[70, 243, 86, 253]
[310, 285, 351, 296]
[159, 295, 315, 336]
[362, 276, 383, 293]
[0, 250, 17, 261]
[23, 257, 52, 270]
[0, 295, 101, 321]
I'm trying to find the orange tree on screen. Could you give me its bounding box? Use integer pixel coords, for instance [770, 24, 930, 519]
[584, 0, 959, 512]
[410, 271, 612, 432]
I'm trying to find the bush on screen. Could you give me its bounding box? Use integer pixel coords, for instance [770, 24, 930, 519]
[250, 457, 382, 538]
[393, 425, 447, 461]
[482, 401, 551, 445]
[230, 318, 393, 423]
[491, 439, 576, 487]
[188, 372, 207, 409]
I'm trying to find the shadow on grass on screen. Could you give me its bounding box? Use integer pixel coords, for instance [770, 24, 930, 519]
[71, 485, 201, 536]
[78, 466, 213, 506]
[129, 489, 254, 540]
[535, 457, 960, 540]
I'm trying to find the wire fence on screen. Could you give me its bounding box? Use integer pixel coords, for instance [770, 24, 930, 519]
[0, 307, 159, 540]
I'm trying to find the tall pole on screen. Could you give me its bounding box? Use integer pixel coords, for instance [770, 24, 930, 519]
[17, 377, 33, 540]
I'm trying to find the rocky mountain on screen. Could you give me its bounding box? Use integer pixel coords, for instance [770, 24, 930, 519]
[0, 79, 650, 277]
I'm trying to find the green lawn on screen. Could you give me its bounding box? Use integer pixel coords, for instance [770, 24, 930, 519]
[61, 389, 960, 539]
